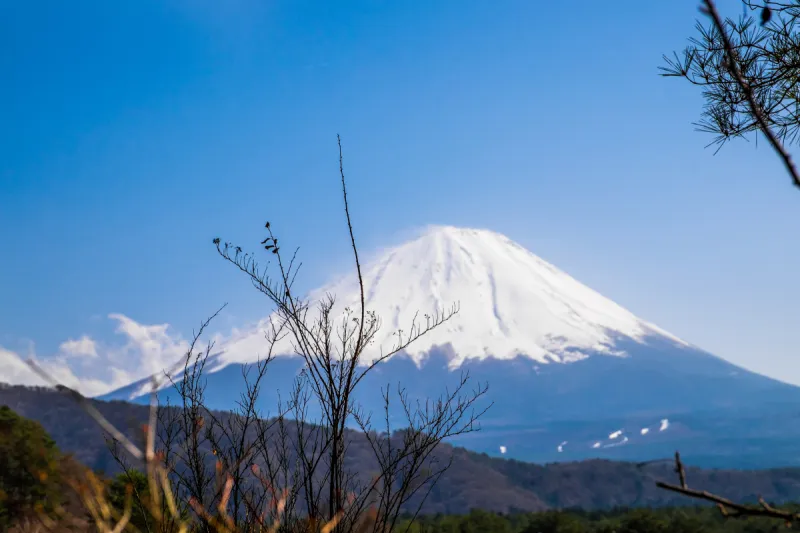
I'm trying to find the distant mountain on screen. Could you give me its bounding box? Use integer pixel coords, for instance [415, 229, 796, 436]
[7, 384, 800, 515]
[99, 226, 800, 467]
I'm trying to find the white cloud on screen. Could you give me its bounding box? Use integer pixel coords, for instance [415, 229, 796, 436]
[0, 309, 297, 399]
[0, 345, 115, 396]
[59, 335, 98, 358]
[0, 313, 200, 397]
[0, 346, 48, 387]
[107, 313, 191, 378]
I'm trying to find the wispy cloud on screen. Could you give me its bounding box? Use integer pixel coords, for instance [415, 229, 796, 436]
[107, 313, 191, 378]
[59, 335, 98, 358]
[0, 346, 49, 388]
[1, 289, 366, 398]
[0, 314, 198, 397]
[0, 345, 112, 396]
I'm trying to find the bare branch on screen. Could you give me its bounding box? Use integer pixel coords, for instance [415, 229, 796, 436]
[210, 136, 487, 531]
[656, 449, 800, 523]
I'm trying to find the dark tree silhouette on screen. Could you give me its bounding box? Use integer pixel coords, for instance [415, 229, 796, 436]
[0, 406, 63, 528]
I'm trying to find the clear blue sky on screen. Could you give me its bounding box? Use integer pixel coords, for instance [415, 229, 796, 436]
[1, 1, 798, 390]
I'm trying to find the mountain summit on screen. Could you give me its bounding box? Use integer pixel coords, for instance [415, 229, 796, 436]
[218, 225, 685, 370]
[317, 225, 685, 366]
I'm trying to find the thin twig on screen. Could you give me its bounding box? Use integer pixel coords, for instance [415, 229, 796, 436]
[674, 451, 687, 489]
[337, 134, 366, 354]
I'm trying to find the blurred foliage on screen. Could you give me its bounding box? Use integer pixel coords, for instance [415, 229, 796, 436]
[0, 405, 63, 528]
[107, 469, 155, 532]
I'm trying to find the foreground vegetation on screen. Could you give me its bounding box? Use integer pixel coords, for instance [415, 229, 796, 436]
[4, 400, 800, 533]
[5, 403, 800, 533]
[9, 383, 800, 518]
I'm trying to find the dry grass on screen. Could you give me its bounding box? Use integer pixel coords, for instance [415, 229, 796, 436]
[16, 363, 370, 533]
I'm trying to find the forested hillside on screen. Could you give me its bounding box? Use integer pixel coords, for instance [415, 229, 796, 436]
[4, 383, 800, 515]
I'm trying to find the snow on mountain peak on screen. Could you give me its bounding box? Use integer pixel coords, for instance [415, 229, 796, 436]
[218, 225, 686, 369]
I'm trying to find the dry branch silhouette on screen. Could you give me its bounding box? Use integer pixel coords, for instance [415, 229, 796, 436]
[17, 137, 488, 533]
[662, 0, 800, 188]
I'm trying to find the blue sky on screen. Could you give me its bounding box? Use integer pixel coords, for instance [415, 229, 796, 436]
[1, 0, 798, 392]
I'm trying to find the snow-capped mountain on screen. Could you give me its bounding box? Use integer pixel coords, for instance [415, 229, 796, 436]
[195, 225, 688, 371]
[102, 225, 800, 468]
[306, 225, 687, 366]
